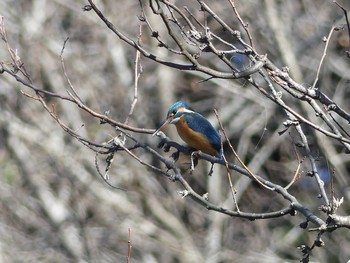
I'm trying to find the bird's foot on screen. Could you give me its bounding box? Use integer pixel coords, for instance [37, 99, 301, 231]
[208, 162, 214, 176]
[170, 150, 180, 162]
[190, 151, 201, 173]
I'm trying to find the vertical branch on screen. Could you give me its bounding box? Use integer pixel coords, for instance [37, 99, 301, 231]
[0, 16, 32, 82]
[227, 0, 255, 50]
[294, 124, 330, 206]
[312, 25, 335, 90]
[126, 228, 132, 263]
[124, 50, 141, 124]
[334, 0, 350, 57]
[217, 124, 240, 212]
[60, 37, 83, 102]
[214, 109, 274, 191]
[124, 23, 143, 125]
[284, 134, 303, 190]
[330, 168, 335, 213]
[210, 109, 241, 210]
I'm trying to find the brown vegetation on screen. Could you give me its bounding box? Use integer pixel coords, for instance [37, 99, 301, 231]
[1, 1, 350, 262]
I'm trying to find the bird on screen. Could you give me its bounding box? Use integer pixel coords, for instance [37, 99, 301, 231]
[153, 101, 222, 158]
[230, 53, 249, 72]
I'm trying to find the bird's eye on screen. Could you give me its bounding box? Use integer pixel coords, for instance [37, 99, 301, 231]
[169, 110, 176, 117]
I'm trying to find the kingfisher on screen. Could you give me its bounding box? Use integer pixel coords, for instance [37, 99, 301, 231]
[153, 101, 222, 158]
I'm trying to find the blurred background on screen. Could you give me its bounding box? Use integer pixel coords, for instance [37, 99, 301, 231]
[0, 0, 350, 262]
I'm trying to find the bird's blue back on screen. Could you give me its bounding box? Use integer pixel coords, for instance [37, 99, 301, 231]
[181, 111, 221, 156]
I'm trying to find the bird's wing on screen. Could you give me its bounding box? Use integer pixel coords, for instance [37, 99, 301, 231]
[184, 113, 221, 151]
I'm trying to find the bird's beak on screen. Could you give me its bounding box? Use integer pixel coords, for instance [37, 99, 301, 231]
[152, 118, 172, 136]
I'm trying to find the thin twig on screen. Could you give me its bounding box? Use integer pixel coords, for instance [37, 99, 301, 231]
[95, 152, 126, 191]
[312, 25, 335, 90]
[124, 48, 141, 124]
[60, 37, 83, 102]
[2, 66, 154, 134]
[285, 133, 303, 190]
[328, 112, 350, 138]
[227, 0, 255, 50]
[126, 228, 132, 263]
[219, 129, 240, 212]
[334, 0, 350, 57]
[330, 168, 335, 213]
[214, 109, 274, 190]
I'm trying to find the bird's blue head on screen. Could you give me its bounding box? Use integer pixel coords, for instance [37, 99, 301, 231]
[166, 101, 193, 117]
[153, 101, 194, 135]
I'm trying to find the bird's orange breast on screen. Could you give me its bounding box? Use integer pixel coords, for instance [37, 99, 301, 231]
[174, 115, 220, 157]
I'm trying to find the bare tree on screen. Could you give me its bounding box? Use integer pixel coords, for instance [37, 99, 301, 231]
[0, 0, 350, 262]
